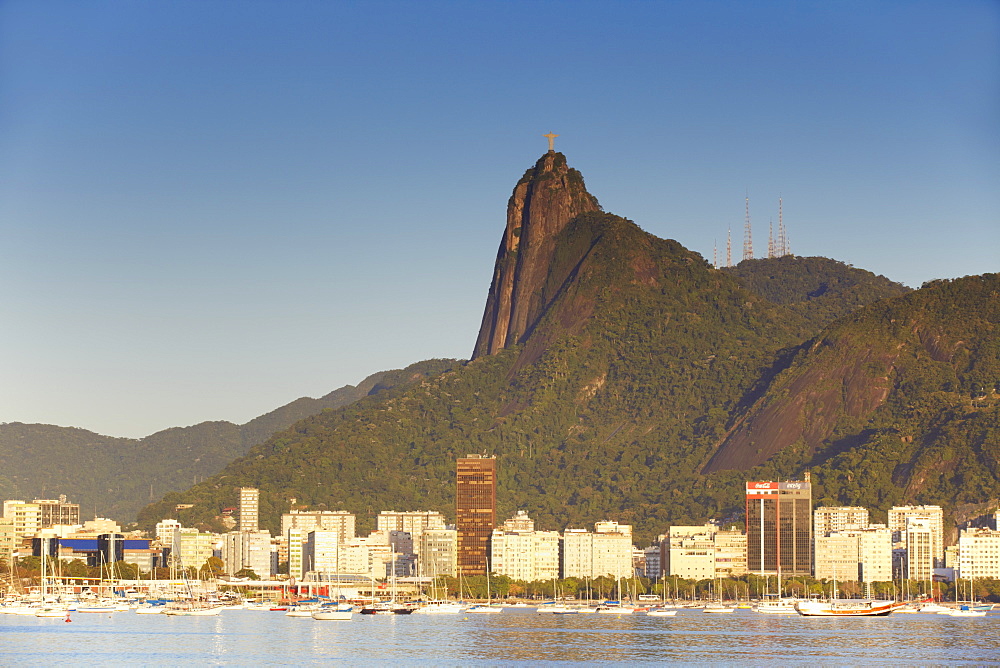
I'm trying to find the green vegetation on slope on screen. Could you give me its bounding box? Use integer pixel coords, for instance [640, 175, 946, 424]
[724, 256, 910, 330]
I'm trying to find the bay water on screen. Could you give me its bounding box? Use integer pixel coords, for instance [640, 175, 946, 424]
[2, 607, 997, 665]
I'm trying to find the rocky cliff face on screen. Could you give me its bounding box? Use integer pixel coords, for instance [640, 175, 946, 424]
[472, 151, 600, 358]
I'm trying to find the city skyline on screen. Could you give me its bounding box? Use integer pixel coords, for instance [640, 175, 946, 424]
[2, 2, 997, 438]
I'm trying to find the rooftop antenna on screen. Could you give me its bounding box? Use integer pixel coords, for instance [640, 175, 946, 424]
[743, 190, 753, 261]
[726, 228, 732, 267]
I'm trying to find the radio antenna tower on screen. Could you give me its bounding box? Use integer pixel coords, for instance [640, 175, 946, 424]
[713, 240, 718, 269]
[743, 191, 754, 261]
[768, 218, 775, 259]
[777, 196, 789, 256]
[726, 228, 732, 267]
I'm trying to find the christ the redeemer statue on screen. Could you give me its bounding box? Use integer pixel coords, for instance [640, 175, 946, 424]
[543, 132, 559, 152]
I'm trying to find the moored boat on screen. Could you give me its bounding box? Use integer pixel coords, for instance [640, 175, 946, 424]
[644, 607, 678, 617]
[794, 599, 908, 617]
[312, 604, 354, 620]
[411, 600, 464, 614]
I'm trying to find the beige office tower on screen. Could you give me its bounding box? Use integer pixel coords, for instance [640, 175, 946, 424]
[238, 487, 260, 532]
[889, 505, 944, 567]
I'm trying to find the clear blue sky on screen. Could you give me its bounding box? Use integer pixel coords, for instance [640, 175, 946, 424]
[1, 1, 997, 438]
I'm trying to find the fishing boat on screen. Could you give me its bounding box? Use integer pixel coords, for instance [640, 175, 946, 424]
[794, 598, 908, 617]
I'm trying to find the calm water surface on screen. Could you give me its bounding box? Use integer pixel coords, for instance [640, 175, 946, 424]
[2, 608, 997, 665]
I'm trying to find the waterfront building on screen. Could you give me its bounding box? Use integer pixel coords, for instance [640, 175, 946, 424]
[714, 529, 748, 576]
[745, 479, 812, 576]
[562, 522, 633, 580]
[857, 527, 893, 582]
[419, 528, 457, 577]
[664, 526, 716, 580]
[238, 488, 260, 533]
[305, 530, 342, 575]
[173, 527, 217, 573]
[223, 529, 272, 577]
[489, 512, 560, 582]
[958, 528, 1000, 579]
[904, 520, 935, 581]
[456, 454, 496, 576]
[888, 505, 944, 567]
[2, 500, 41, 537]
[814, 527, 892, 582]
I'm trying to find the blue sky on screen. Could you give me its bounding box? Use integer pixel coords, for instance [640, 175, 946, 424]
[1, 1, 997, 438]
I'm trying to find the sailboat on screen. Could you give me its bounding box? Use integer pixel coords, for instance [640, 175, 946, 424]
[465, 570, 503, 613]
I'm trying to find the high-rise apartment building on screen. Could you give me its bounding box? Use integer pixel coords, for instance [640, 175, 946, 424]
[456, 454, 496, 576]
[222, 529, 271, 577]
[888, 505, 944, 567]
[904, 520, 935, 581]
[2, 501, 41, 538]
[746, 479, 812, 575]
[562, 522, 634, 579]
[813, 506, 869, 537]
[958, 528, 1000, 579]
[419, 528, 457, 577]
[238, 488, 260, 533]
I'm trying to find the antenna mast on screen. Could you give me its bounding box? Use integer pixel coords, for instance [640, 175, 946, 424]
[713, 240, 718, 269]
[743, 191, 753, 261]
[726, 228, 732, 267]
[768, 219, 775, 259]
[777, 196, 789, 256]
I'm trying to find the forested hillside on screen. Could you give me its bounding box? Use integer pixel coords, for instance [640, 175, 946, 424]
[724, 255, 910, 330]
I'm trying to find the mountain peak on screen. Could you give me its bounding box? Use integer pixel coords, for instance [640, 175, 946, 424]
[473, 153, 600, 358]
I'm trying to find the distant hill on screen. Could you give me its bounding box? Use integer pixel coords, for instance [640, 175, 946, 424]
[724, 256, 911, 330]
[0, 358, 459, 522]
[138, 152, 954, 545]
